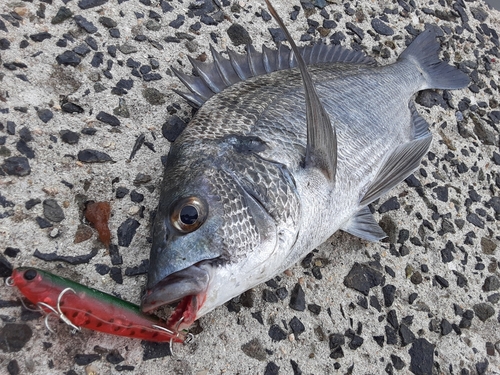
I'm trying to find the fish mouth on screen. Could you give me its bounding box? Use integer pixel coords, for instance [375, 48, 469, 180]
[141, 263, 209, 329]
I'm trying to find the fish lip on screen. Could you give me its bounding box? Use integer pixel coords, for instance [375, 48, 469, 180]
[141, 262, 210, 314]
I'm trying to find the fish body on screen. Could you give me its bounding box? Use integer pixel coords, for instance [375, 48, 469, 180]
[141, 8, 468, 330]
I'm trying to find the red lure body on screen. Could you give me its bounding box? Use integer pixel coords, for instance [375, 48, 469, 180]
[9, 268, 184, 343]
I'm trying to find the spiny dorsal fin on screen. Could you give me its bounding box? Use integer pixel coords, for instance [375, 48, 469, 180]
[173, 38, 376, 108]
[340, 206, 387, 242]
[265, 0, 337, 183]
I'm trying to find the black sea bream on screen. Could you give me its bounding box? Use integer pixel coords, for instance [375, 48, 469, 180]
[141, 2, 469, 330]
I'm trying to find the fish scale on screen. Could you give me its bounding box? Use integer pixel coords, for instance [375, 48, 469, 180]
[142, 6, 469, 330]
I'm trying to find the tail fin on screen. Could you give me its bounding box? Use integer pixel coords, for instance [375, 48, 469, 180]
[399, 28, 469, 90]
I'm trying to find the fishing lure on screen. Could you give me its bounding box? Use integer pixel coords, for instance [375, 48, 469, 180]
[7, 267, 187, 344]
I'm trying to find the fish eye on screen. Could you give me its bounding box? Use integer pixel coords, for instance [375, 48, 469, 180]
[24, 269, 37, 281]
[171, 196, 207, 234]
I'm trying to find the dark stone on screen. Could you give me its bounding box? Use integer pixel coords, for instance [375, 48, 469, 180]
[275, 287, 288, 300]
[115, 186, 129, 199]
[36, 216, 53, 228]
[346, 22, 364, 39]
[440, 319, 452, 336]
[262, 289, 278, 303]
[473, 303, 495, 322]
[36, 109, 53, 123]
[78, 149, 113, 163]
[60, 129, 80, 144]
[399, 324, 415, 346]
[142, 340, 171, 359]
[385, 325, 398, 345]
[483, 276, 500, 292]
[416, 90, 447, 108]
[2, 157, 31, 176]
[241, 338, 266, 361]
[378, 196, 400, 213]
[268, 28, 286, 43]
[268, 324, 287, 341]
[61, 102, 84, 114]
[97, 111, 120, 126]
[371, 18, 394, 35]
[409, 338, 434, 375]
[264, 362, 279, 375]
[74, 15, 98, 33]
[115, 365, 134, 372]
[162, 116, 186, 142]
[382, 284, 396, 307]
[169, 14, 185, 28]
[0, 38, 10, 50]
[390, 354, 405, 370]
[33, 248, 98, 265]
[308, 303, 321, 315]
[4, 247, 20, 258]
[30, 32, 52, 42]
[73, 44, 91, 56]
[470, 7, 488, 22]
[56, 50, 82, 66]
[227, 23, 252, 46]
[130, 190, 144, 203]
[373, 335, 384, 347]
[124, 259, 149, 276]
[289, 283, 306, 311]
[343, 262, 384, 296]
[433, 186, 448, 202]
[289, 316, 305, 337]
[476, 359, 489, 375]
[18, 127, 32, 142]
[0, 324, 32, 352]
[440, 241, 454, 263]
[117, 218, 140, 247]
[133, 173, 151, 185]
[349, 335, 364, 350]
[16, 140, 35, 159]
[43, 199, 65, 222]
[0, 254, 12, 277]
[51, 6, 73, 24]
[466, 213, 484, 228]
[7, 359, 19, 375]
[78, 0, 109, 9]
[110, 267, 123, 284]
[95, 263, 110, 275]
[434, 275, 449, 288]
[74, 354, 101, 366]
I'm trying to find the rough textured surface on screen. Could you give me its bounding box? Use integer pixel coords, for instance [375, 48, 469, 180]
[0, 0, 499, 374]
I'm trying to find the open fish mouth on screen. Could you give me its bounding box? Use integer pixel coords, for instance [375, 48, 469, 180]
[141, 263, 209, 328]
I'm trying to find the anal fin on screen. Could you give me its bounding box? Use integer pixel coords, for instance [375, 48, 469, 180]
[341, 206, 386, 241]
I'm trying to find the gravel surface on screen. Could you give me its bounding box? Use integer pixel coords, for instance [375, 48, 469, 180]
[1, 0, 499, 374]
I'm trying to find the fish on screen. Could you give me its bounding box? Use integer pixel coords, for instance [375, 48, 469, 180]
[141, 0, 469, 331]
[8, 267, 186, 343]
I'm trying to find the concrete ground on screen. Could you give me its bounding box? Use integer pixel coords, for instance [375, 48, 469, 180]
[0, 0, 499, 374]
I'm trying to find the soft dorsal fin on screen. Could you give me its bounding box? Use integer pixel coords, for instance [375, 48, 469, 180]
[265, 0, 337, 182]
[341, 206, 387, 241]
[359, 103, 432, 206]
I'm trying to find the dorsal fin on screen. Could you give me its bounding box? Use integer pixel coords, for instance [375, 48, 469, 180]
[173, 40, 375, 109]
[265, 0, 337, 182]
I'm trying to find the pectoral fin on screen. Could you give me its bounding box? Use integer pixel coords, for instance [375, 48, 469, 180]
[341, 206, 387, 241]
[265, 0, 337, 183]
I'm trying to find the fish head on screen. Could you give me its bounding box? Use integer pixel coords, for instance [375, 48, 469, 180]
[142, 143, 279, 329]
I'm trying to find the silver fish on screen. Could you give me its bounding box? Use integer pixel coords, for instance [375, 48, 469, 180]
[141, 1, 469, 330]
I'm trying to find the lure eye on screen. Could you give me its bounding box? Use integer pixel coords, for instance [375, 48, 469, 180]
[170, 196, 207, 234]
[23, 269, 37, 281]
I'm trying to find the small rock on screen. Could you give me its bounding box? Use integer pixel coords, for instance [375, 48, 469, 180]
[382, 284, 396, 307]
[2, 156, 31, 176]
[142, 341, 171, 360]
[97, 111, 120, 126]
[78, 0, 108, 9]
[483, 276, 500, 292]
[289, 316, 305, 337]
[162, 116, 186, 142]
[0, 324, 32, 352]
[37, 109, 53, 123]
[74, 354, 101, 366]
[262, 289, 278, 303]
[7, 360, 19, 375]
[241, 338, 266, 361]
[56, 51, 81, 66]
[227, 23, 252, 46]
[30, 32, 52, 42]
[74, 224, 93, 244]
[105, 350, 124, 364]
[268, 324, 287, 342]
[481, 237, 497, 254]
[409, 338, 434, 375]
[143, 88, 165, 105]
[289, 283, 306, 311]
[43, 199, 65, 222]
[36, 216, 53, 229]
[51, 7, 73, 24]
[264, 362, 279, 375]
[117, 218, 140, 247]
[118, 44, 138, 54]
[343, 262, 384, 295]
[73, 15, 98, 33]
[78, 149, 113, 163]
[59, 129, 80, 144]
[371, 18, 394, 35]
[473, 303, 495, 322]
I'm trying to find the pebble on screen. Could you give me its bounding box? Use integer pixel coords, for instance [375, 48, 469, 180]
[275, 286, 288, 300]
[142, 341, 171, 359]
[289, 283, 306, 311]
[16, 140, 34, 159]
[371, 18, 394, 35]
[7, 360, 19, 375]
[169, 14, 185, 29]
[34, 248, 98, 265]
[30, 32, 52, 42]
[262, 289, 278, 303]
[0, 324, 33, 352]
[78, 0, 108, 9]
[4, 247, 20, 258]
[73, 15, 98, 33]
[43, 199, 65, 222]
[2, 156, 31, 176]
[124, 259, 149, 276]
[0, 254, 12, 277]
[399, 324, 415, 346]
[74, 354, 101, 366]
[268, 324, 287, 341]
[480, 237, 497, 254]
[59, 129, 80, 144]
[115, 186, 129, 198]
[378, 196, 400, 213]
[473, 303, 495, 322]
[483, 276, 500, 292]
[110, 267, 123, 284]
[97, 111, 121, 126]
[264, 362, 279, 375]
[73, 224, 94, 244]
[343, 262, 384, 295]
[78, 149, 113, 163]
[227, 23, 252, 46]
[51, 6, 73, 24]
[162, 115, 186, 142]
[241, 338, 267, 361]
[118, 44, 138, 54]
[409, 338, 434, 375]
[117, 218, 140, 247]
[289, 316, 305, 337]
[36, 216, 53, 228]
[466, 213, 484, 228]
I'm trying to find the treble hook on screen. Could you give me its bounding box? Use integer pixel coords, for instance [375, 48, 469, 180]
[55, 288, 81, 332]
